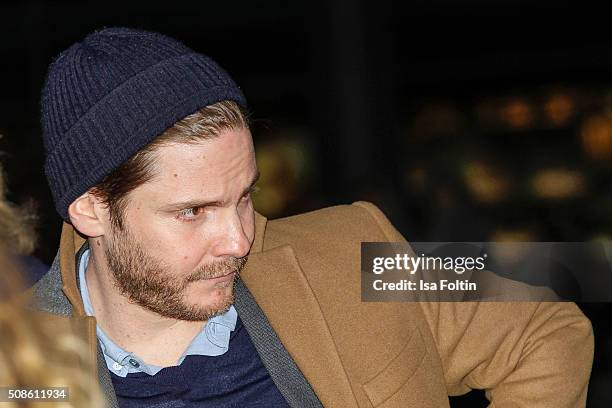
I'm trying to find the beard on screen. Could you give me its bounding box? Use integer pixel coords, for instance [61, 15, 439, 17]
[104, 227, 247, 321]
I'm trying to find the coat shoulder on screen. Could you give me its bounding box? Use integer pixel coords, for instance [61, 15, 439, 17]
[262, 201, 393, 250]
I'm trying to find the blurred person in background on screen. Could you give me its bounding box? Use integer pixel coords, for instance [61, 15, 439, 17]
[0, 248, 104, 407]
[31, 27, 593, 407]
[0, 158, 48, 285]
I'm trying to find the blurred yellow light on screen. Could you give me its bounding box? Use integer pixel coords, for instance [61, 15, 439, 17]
[581, 115, 612, 160]
[590, 234, 612, 243]
[531, 168, 585, 199]
[487, 230, 539, 265]
[252, 185, 287, 216]
[463, 162, 510, 204]
[278, 141, 308, 182]
[256, 146, 283, 180]
[500, 99, 533, 129]
[544, 94, 574, 126]
[253, 137, 312, 216]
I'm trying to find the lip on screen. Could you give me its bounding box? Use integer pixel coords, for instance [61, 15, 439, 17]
[205, 271, 235, 283]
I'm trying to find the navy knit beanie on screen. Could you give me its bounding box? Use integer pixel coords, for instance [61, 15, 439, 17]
[41, 27, 247, 220]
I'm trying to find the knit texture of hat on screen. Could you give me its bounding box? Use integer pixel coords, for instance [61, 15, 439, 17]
[41, 27, 247, 220]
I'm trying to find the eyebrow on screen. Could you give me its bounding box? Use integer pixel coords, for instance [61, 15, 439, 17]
[161, 170, 260, 211]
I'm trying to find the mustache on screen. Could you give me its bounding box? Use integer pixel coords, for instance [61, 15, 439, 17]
[186, 256, 248, 282]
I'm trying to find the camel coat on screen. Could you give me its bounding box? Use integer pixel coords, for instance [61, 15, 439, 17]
[30, 201, 594, 407]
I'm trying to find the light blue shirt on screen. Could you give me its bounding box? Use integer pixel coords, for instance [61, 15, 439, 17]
[78, 248, 238, 377]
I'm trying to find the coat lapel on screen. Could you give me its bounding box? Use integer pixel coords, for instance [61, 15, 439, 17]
[241, 214, 358, 407]
[234, 279, 323, 408]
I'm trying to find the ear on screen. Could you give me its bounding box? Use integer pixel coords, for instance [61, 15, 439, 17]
[67, 192, 108, 237]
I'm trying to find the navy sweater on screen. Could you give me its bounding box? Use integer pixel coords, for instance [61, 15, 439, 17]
[110, 316, 290, 407]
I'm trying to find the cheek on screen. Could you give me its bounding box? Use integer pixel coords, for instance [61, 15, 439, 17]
[175, 241, 209, 267]
[129, 217, 209, 272]
[160, 234, 211, 273]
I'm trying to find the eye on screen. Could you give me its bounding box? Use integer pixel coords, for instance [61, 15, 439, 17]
[177, 207, 204, 221]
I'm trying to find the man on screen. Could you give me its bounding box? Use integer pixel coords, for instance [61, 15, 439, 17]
[32, 27, 593, 407]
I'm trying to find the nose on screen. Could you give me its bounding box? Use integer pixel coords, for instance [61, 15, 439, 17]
[211, 208, 251, 259]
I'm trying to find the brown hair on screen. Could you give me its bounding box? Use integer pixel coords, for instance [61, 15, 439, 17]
[90, 100, 249, 229]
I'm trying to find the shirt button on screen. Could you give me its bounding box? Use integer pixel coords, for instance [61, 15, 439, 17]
[129, 358, 140, 368]
[112, 362, 123, 371]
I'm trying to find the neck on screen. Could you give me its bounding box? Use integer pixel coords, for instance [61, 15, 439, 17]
[85, 245, 205, 367]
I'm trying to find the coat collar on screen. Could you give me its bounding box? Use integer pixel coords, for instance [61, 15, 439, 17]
[59, 211, 358, 407]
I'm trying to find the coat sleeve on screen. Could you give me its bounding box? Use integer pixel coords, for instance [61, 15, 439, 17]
[352, 201, 594, 408]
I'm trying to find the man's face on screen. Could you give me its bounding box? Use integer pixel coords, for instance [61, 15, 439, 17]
[102, 126, 258, 321]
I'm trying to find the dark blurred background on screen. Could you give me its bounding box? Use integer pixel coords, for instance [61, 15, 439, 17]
[1, 0, 610, 406]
